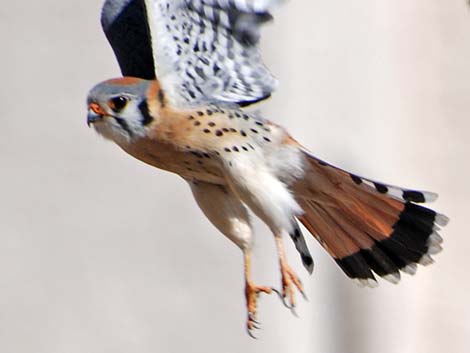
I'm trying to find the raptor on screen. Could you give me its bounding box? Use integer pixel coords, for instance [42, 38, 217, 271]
[87, 0, 448, 335]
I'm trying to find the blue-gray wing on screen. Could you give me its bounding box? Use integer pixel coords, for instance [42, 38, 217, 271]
[101, 0, 280, 107]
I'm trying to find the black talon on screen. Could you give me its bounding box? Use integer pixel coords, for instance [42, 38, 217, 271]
[247, 327, 258, 339]
[250, 316, 260, 325]
[290, 306, 299, 318]
[275, 291, 294, 309]
[272, 288, 285, 302]
[294, 278, 308, 301]
[281, 297, 293, 309]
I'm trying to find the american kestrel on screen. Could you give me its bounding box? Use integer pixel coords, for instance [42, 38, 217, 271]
[87, 0, 448, 335]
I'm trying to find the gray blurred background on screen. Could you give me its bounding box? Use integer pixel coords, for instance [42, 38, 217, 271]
[1, 0, 469, 352]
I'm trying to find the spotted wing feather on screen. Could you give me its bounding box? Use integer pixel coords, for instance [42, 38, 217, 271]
[143, 0, 278, 107]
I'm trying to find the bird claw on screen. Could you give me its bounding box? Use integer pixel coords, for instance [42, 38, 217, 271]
[246, 312, 262, 338]
[277, 262, 307, 314]
[273, 288, 294, 309]
[250, 316, 261, 325]
[271, 288, 286, 303]
[244, 283, 272, 338]
[290, 306, 299, 318]
[250, 319, 261, 330]
[247, 326, 258, 339]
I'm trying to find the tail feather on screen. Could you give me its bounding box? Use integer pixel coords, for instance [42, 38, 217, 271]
[300, 149, 438, 204]
[300, 201, 361, 258]
[321, 204, 375, 249]
[295, 149, 448, 286]
[289, 221, 314, 274]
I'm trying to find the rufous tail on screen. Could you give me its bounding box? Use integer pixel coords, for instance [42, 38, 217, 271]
[295, 149, 448, 286]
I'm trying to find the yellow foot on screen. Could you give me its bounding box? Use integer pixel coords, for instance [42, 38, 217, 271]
[245, 282, 272, 338]
[279, 262, 307, 311]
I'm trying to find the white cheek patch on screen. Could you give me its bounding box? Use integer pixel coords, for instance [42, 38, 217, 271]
[124, 105, 150, 135]
[92, 105, 149, 147]
[93, 119, 132, 146]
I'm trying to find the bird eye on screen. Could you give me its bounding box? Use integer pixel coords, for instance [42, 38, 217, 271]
[109, 96, 129, 112]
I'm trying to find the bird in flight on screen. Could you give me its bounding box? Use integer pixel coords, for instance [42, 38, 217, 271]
[87, 0, 448, 336]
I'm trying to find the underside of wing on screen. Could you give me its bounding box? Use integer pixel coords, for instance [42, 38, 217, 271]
[102, 0, 279, 107]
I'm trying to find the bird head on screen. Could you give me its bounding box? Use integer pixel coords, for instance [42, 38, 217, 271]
[86, 77, 160, 144]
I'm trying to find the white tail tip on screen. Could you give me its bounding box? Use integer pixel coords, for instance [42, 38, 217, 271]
[383, 272, 401, 284]
[419, 254, 434, 266]
[402, 263, 417, 275]
[436, 214, 450, 227]
[427, 244, 443, 255]
[355, 278, 379, 288]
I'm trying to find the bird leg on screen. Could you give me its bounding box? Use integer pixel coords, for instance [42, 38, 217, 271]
[275, 235, 306, 310]
[244, 250, 272, 336]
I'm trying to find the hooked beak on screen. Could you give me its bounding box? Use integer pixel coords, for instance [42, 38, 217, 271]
[87, 102, 107, 127]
